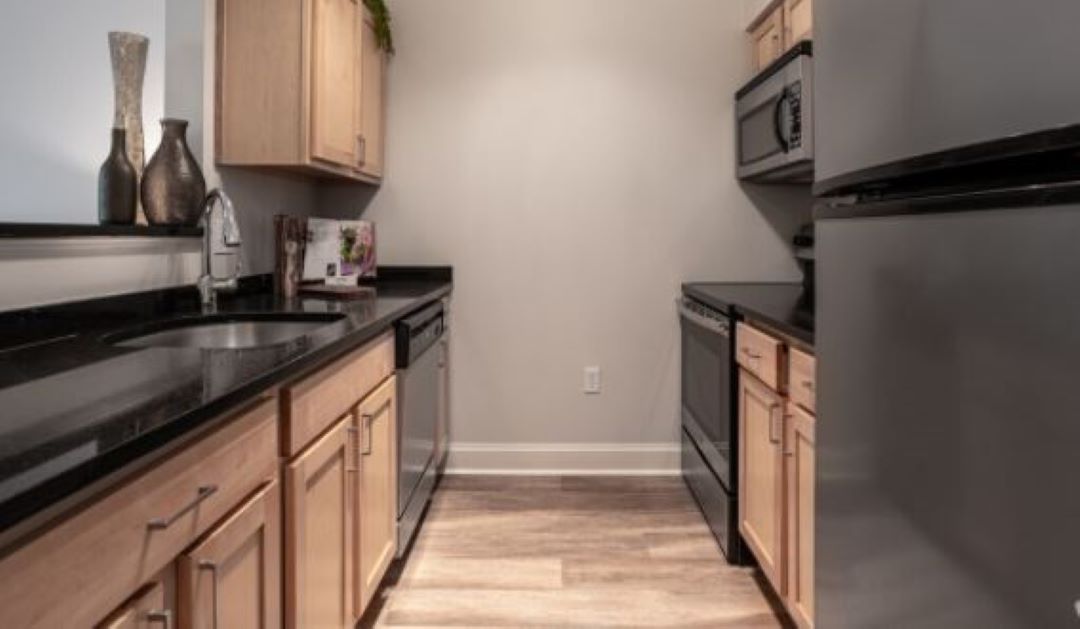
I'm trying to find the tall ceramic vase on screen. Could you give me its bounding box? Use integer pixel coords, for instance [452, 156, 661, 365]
[142, 119, 207, 226]
[108, 32, 149, 221]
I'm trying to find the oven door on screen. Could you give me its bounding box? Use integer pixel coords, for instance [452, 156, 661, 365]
[736, 51, 814, 182]
[678, 298, 734, 490]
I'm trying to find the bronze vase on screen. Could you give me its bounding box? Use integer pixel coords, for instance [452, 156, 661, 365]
[98, 128, 137, 225]
[141, 119, 207, 226]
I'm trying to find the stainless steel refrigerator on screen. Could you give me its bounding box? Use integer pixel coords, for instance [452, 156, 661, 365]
[814, 1, 1080, 627]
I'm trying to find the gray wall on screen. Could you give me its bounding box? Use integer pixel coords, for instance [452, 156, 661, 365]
[0, 0, 320, 311]
[321, 0, 812, 471]
[0, 0, 166, 224]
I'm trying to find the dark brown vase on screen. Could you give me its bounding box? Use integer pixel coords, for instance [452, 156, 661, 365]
[98, 127, 137, 225]
[141, 118, 206, 226]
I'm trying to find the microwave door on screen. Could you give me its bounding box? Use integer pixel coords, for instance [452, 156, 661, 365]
[738, 92, 787, 177]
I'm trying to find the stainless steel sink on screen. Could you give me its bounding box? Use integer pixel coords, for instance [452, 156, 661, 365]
[109, 314, 346, 350]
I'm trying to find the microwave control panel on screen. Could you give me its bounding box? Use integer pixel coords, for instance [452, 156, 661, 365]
[788, 82, 803, 150]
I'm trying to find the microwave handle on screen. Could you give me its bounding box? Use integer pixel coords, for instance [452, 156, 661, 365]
[773, 87, 790, 153]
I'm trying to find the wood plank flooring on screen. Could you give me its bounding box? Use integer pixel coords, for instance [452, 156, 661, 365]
[363, 476, 786, 628]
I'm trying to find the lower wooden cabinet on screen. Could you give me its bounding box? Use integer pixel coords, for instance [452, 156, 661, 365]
[285, 414, 355, 628]
[97, 580, 170, 629]
[785, 402, 816, 629]
[178, 479, 282, 629]
[354, 376, 398, 619]
[738, 369, 786, 593]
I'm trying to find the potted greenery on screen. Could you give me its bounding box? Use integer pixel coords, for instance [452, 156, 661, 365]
[364, 0, 394, 54]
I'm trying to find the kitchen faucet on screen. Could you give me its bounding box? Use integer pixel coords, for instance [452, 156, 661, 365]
[197, 188, 242, 312]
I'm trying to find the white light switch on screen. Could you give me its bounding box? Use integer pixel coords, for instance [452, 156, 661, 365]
[584, 366, 601, 394]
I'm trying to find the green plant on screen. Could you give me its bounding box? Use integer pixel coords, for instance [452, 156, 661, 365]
[363, 0, 394, 55]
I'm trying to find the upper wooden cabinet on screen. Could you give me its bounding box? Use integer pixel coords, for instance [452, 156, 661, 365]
[784, 0, 813, 47]
[216, 0, 387, 183]
[749, 5, 785, 73]
[747, 0, 812, 73]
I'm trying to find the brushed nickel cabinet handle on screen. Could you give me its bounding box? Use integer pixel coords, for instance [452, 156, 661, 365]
[146, 610, 172, 629]
[768, 403, 782, 444]
[742, 347, 762, 360]
[198, 561, 219, 629]
[362, 413, 374, 456]
[357, 134, 367, 166]
[801, 379, 814, 390]
[148, 485, 218, 530]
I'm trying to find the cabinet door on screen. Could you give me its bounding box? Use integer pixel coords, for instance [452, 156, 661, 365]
[785, 403, 816, 629]
[97, 580, 170, 629]
[353, 376, 398, 619]
[310, 0, 360, 167]
[750, 7, 784, 71]
[286, 415, 354, 629]
[178, 479, 282, 629]
[357, 5, 386, 178]
[784, 0, 813, 48]
[738, 369, 786, 592]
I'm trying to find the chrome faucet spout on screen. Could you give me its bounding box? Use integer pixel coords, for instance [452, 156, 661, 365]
[198, 188, 242, 312]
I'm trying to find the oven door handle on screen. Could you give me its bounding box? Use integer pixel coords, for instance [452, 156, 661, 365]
[677, 299, 730, 337]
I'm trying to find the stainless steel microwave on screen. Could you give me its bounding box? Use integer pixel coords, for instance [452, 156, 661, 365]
[736, 42, 813, 183]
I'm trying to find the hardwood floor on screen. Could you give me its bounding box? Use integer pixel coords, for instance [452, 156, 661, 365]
[363, 476, 786, 628]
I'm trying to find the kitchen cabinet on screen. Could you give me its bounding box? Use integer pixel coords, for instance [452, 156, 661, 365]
[749, 4, 785, 72]
[309, 0, 361, 168]
[285, 414, 355, 629]
[785, 402, 816, 629]
[281, 331, 398, 626]
[216, 0, 387, 183]
[97, 580, 170, 629]
[737, 321, 817, 628]
[358, 6, 387, 178]
[746, 0, 813, 74]
[178, 479, 282, 629]
[783, 0, 813, 48]
[0, 398, 279, 629]
[354, 376, 398, 618]
[738, 369, 787, 593]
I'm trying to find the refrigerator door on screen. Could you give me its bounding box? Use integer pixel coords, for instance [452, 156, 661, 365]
[817, 193, 1080, 628]
[815, 0, 1080, 191]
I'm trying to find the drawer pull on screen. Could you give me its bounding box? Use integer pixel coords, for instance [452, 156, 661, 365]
[742, 348, 762, 360]
[147, 485, 218, 530]
[801, 379, 814, 390]
[199, 560, 219, 629]
[146, 610, 173, 629]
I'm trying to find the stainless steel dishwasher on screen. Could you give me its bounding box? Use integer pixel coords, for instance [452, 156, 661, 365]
[395, 301, 445, 556]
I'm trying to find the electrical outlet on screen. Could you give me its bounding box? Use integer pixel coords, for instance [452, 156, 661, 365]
[584, 366, 601, 394]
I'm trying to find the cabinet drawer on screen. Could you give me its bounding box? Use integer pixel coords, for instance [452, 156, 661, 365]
[0, 397, 278, 629]
[788, 347, 816, 413]
[281, 331, 394, 457]
[736, 322, 784, 390]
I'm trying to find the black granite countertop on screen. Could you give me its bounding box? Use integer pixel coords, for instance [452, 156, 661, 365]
[0, 268, 451, 536]
[682, 282, 814, 345]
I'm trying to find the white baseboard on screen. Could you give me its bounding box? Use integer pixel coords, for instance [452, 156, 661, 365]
[445, 442, 680, 476]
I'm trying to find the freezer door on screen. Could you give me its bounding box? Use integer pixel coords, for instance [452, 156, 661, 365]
[817, 200, 1080, 628]
[815, 0, 1080, 187]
